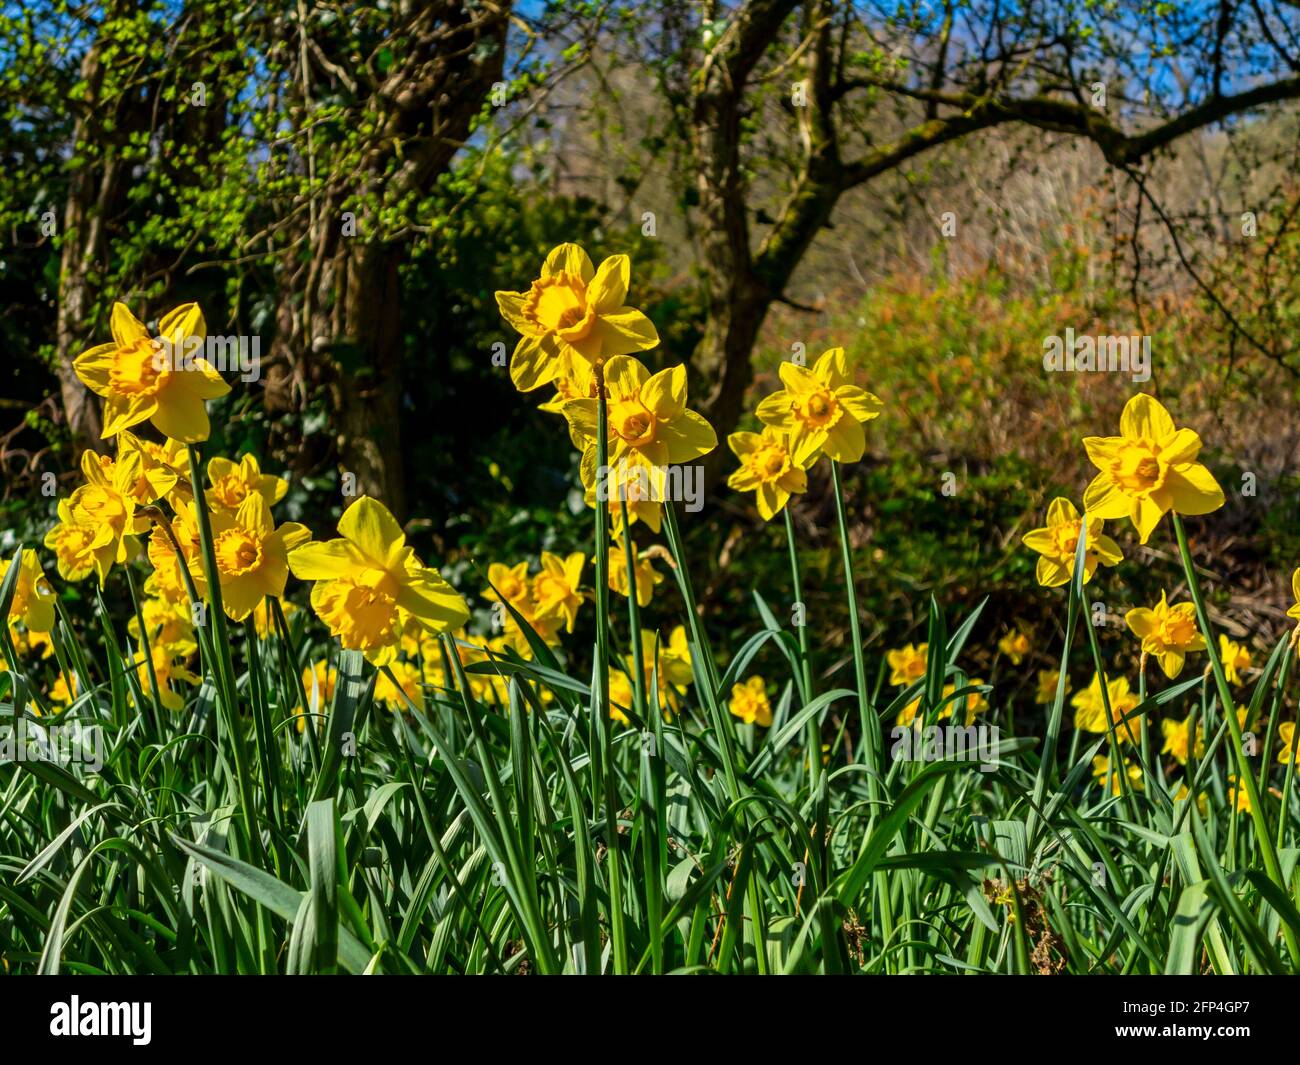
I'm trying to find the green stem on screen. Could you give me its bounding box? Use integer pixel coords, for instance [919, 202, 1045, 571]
[829, 462, 878, 796]
[784, 507, 818, 792]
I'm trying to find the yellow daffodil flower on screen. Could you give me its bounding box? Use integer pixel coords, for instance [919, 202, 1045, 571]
[137, 642, 200, 711]
[144, 506, 207, 603]
[294, 659, 338, 733]
[754, 347, 882, 464]
[74, 302, 230, 442]
[1227, 775, 1253, 815]
[207, 454, 289, 512]
[289, 496, 470, 665]
[1091, 755, 1144, 795]
[49, 671, 79, 706]
[726, 426, 809, 520]
[606, 537, 662, 607]
[1160, 714, 1205, 766]
[482, 561, 562, 649]
[485, 561, 532, 610]
[66, 447, 150, 584]
[611, 626, 694, 719]
[728, 676, 773, 726]
[1072, 672, 1142, 744]
[0, 549, 56, 633]
[43, 500, 101, 583]
[1218, 634, 1251, 685]
[997, 627, 1030, 665]
[533, 551, 586, 633]
[1125, 591, 1205, 678]
[1278, 722, 1299, 765]
[117, 430, 179, 504]
[208, 494, 310, 622]
[1020, 497, 1122, 587]
[128, 595, 197, 654]
[375, 659, 425, 713]
[495, 243, 659, 391]
[1287, 569, 1300, 640]
[609, 668, 635, 725]
[1082, 393, 1224, 544]
[1035, 669, 1067, 704]
[566, 356, 717, 498]
[937, 680, 989, 725]
[886, 642, 928, 686]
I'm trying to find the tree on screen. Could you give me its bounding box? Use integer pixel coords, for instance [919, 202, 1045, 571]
[611, 0, 1300, 473]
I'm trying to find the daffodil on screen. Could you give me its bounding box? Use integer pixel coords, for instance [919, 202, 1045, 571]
[41, 499, 100, 582]
[1277, 722, 1299, 765]
[144, 505, 206, 602]
[207, 454, 289, 512]
[66, 448, 150, 583]
[1125, 591, 1205, 678]
[532, 551, 586, 633]
[10, 626, 53, 660]
[1072, 673, 1142, 744]
[1035, 669, 1067, 704]
[728, 676, 772, 726]
[288, 496, 469, 665]
[495, 244, 659, 391]
[294, 659, 338, 733]
[1082, 393, 1224, 544]
[614, 627, 694, 717]
[539, 359, 597, 425]
[609, 668, 635, 726]
[726, 427, 809, 520]
[207, 494, 310, 622]
[1226, 775, 1253, 815]
[1020, 498, 1122, 587]
[0, 549, 56, 633]
[483, 562, 562, 650]
[898, 679, 989, 727]
[133, 435, 191, 502]
[485, 560, 532, 608]
[886, 643, 928, 686]
[1171, 781, 1208, 813]
[1160, 714, 1205, 766]
[606, 537, 662, 607]
[937, 680, 989, 725]
[117, 430, 179, 504]
[566, 356, 717, 498]
[49, 671, 79, 706]
[997, 627, 1030, 665]
[128, 595, 197, 654]
[1288, 568, 1300, 641]
[754, 348, 882, 464]
[375, 659, 425, 713]
[1091, 755, 1144, 795]
[137, 642, 200, 711]
[73, 302, 230, 442]
[1218, 634, 1252, 685]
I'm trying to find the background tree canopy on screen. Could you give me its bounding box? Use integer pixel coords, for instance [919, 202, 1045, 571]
[4, 0, 1300, 654]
